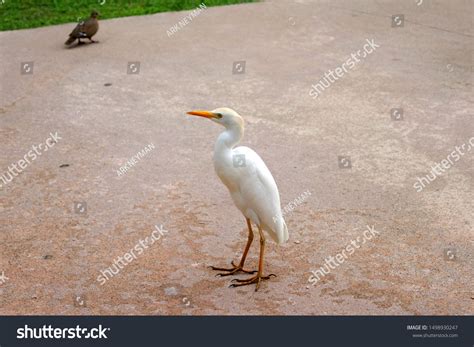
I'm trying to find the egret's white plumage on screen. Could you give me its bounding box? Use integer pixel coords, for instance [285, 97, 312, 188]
[187, 107, 288, 290]
[211, 108, 288, 244]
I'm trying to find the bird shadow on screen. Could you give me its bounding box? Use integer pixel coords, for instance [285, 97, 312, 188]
[65, 41, 100, 49]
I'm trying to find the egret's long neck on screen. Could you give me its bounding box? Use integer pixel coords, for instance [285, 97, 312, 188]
[214, 124, 244, 156]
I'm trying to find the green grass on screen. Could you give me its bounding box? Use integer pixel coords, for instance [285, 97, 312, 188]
[0, 0, 255, 31]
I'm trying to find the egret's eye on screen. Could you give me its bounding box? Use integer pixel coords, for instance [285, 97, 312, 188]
[216, 113, 223, 119]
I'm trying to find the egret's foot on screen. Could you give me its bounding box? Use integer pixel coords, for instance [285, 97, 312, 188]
[209, 261, 257, 277]
[89, 39, 98, 43]
[77, 41, 85, 45]
[230, 273, 277, 291]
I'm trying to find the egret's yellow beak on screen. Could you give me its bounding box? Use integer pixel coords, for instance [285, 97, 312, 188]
[187, 110, 219, 119]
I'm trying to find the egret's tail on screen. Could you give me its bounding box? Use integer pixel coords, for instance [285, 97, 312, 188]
[266, 217, 289, 245]
[281, 220, 289, 244]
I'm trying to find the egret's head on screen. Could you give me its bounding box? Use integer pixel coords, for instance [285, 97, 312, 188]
[90, 10, 100, 18]
[187, 107, 244, 130]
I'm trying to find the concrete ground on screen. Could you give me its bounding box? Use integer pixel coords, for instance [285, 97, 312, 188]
[0, 0, 472, 315]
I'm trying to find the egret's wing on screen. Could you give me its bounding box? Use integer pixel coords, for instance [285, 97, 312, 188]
[234, 147, 288, 243]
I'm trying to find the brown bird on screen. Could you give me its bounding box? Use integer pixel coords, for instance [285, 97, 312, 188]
[65, 10, 100, 46]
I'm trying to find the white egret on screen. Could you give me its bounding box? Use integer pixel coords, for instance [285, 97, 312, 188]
[186, 108, 289, 291]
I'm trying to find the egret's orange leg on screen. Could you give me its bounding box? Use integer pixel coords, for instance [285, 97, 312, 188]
[210, 218, 257, 276]
[230, 224, 276, 291]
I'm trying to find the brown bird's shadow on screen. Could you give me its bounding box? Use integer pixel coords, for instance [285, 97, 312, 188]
[65, 41, 100, 49]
